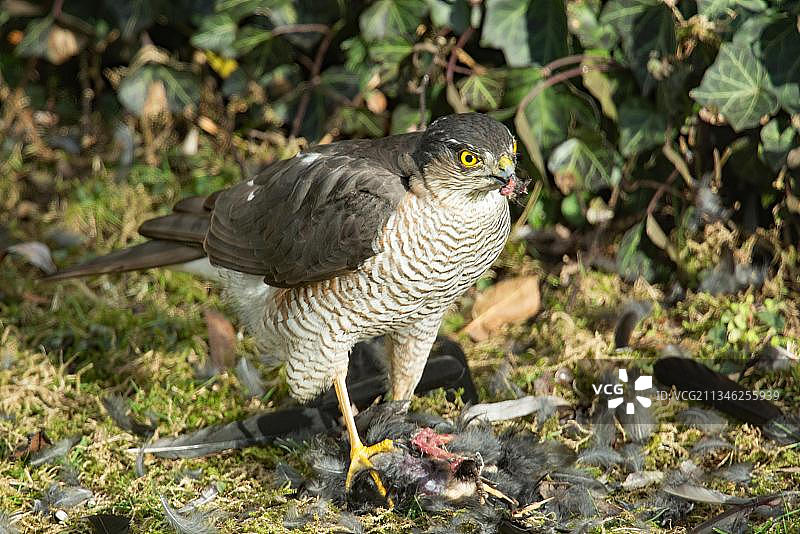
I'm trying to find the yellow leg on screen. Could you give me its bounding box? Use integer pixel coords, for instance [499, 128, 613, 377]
[333, 371, 394, 507]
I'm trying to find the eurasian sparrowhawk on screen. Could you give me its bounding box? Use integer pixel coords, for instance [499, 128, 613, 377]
[46, 112, 524, 503]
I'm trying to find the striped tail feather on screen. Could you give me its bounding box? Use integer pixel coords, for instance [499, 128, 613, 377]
[41, 240, 206, 281]
[43, 195, 215, 282]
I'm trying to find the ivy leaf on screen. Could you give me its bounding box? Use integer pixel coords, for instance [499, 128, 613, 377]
[215, 0, 263, 21]
[697, 0, 766, 19]
[759, 118, 795, 172]
[689, 42, 779, 131]
[758, 16, 800, 114]
[481, 0, 568, 67]
[457, 72, 504, 111]
[359, 0, 429, 42]
[266, 0, 340, 50]
[583, 68, 619, 120]
[618, 99, 667, 156]
[567, 0, 618, 49]
[561, 193, 587, 226]
[15, 16, 53, 58]
[190, 13, 237, 56]
[232, 25, 273, 56]
[427, 0, 470, 34]
[337, 108, 386, 138]
[521, 84, 595, 152]
[548, 138, 622, 194]
[118, 65, 200, 117]
[616, 222, 655, 282]
[367, 37, 414, 64]
[600, 0, 676, 94]
[391, 104, 428, 134]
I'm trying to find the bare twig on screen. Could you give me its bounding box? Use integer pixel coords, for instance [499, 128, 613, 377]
[511, 180, 542, 238]
[540, 54, 587, 77]
[79, 51, 92, 135]
[514, 58, 611, 176]
[646, 169, 680, 215]
[270, 24, 329, 37]
[51, 0, 64, 17]
[623, 178, 683, 199]
[517, 61, 610, 113]
[445, 27, 475, 85]
[290, 23, 341, 138]
[418, 72, 430, 129]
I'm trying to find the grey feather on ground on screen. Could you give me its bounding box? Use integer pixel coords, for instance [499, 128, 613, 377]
[461, 396, 568, 424]
[160, 495, 216, 534]
[234, 357, 266, 398]
[29, 436, 80, 466]
[34, 484, 92, 513]
[0, 512, 19, 534]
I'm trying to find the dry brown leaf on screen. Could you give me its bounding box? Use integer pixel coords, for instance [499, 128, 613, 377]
[204, 309, 236, 371]
[11, 430, 50, 460]
[464, 276, 540, 341]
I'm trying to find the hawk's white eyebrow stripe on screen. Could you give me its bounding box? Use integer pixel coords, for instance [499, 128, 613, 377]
[443, 140, 481, 153]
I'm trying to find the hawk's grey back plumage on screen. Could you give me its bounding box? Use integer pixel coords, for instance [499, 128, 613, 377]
[205, 133, 419, 287]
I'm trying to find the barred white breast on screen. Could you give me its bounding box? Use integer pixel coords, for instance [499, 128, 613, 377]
[222, 188, 510, 401]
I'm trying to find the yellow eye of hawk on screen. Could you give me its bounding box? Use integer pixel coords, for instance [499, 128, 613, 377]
[459, 150, 480, 167]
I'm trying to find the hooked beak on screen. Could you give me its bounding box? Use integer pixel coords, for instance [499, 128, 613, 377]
[493, 155, 517, 196]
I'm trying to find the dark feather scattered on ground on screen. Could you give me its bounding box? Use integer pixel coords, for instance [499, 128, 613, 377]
[86, 513, 131, 534]
[676, 407, 728, 435]
[697, 247, 767, 296]
[0, 241, 57, 275]
[135, 408, 335, 458]
[286, 402, 605, 532]
[613, 300, 653, 349]
[102, 395, 156, 438]
[654, 356, 800, 444]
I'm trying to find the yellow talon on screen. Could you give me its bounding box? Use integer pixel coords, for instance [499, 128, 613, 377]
[345, 438, 394, 507]
[333, 371, 395, 507]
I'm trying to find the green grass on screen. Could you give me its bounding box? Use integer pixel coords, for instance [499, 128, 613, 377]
[1, 136, 799, 533]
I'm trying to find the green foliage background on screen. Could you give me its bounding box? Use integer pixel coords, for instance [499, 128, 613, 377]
[1, 0, 800, 280]
[3, 3, 800, 532]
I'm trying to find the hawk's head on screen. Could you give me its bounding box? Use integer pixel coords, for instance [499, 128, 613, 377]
[413, 113, 524, 199]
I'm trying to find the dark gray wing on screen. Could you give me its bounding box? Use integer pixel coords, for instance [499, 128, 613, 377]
[204, 133, 420, 287]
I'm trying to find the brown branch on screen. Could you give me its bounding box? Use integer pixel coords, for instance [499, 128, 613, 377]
[623, 178, 683, 198]
[540, 54, 587, 77]
[290, 24, 339, 138]
[446, 27, 475, 85]
[418, 72, 431, 129]
[646, 169, 680, 215]
[51, 0, 63, 17]
[517, 61, 611, 113]
[270, 24, 329, 37]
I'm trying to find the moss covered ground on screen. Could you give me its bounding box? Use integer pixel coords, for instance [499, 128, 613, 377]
[1, 138, 799, 533]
